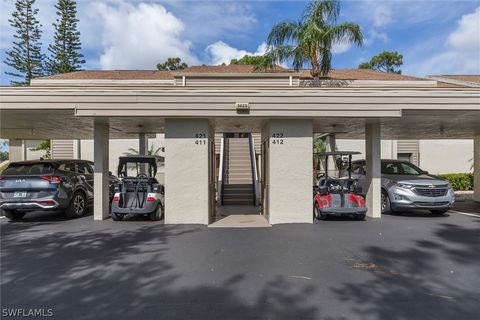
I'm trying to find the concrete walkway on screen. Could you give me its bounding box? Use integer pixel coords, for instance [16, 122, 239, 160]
[209, 214, 271, 228]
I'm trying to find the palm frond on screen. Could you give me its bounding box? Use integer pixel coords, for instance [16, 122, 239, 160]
[266, 21, 300, 46]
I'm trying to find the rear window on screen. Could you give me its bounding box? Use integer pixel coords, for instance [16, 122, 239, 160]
[2, 163, 56, 175]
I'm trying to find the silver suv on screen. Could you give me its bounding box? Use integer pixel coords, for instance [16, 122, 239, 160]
[351, 160, 455, 215]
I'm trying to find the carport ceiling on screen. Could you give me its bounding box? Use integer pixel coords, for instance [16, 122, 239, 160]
[1, 109, 479, 140]
[0, 110, 162, 139]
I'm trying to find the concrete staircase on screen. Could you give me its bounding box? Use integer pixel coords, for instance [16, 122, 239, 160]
[223, 138, 255, 206]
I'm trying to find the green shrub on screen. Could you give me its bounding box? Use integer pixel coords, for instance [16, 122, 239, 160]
[438, 173, 474, 191]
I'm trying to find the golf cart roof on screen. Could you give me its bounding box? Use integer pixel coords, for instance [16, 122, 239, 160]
[314, 151, 361, 156]
[117, 155, 157, 176]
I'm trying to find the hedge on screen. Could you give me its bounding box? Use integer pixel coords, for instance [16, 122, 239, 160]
[438, 173, 474, 191]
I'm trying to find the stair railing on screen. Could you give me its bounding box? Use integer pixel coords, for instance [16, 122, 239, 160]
[249, 133, 260, 206]
[218, 136, 228, 205]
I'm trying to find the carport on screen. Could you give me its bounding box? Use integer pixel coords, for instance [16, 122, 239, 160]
[1, 70, 479, 224]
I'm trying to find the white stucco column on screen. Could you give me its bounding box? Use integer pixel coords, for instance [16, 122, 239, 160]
[139, 133, 148, 155]
[474, 134, 480, 202]
[8, 139, 23, 161]
[164, 119, 213, 224]
[139, 133, 148, 173]
[365, 122, 382, 218]
[326, 133, 337, 175]
[264, 119, 313, 224]
[93, 119, 109, 220]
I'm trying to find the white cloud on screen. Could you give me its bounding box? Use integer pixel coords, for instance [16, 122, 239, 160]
[332, 41, 353, 54]
[206, 41, 267, 65]
[93, 2, 198, 69]
[372, 4, 392, 28]
[404, 7, 480, 75]
[447, 7, 480, 51]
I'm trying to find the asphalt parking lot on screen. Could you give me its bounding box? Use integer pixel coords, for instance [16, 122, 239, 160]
[1, 204, 479, 320]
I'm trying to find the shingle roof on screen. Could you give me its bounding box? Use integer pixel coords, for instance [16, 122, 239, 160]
[39, 70, 173, 80]
[299, 69, 426, 81]
[180, 64, 290, 73]
[36, 66, 457, 85]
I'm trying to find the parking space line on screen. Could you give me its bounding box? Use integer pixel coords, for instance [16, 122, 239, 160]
[449, 210, 480, 218]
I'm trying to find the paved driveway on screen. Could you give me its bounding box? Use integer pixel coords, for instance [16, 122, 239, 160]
[1, 207, 479, 320]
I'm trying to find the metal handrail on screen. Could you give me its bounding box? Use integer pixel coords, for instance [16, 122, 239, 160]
[249, 133, 260, 206]
[218, 136, 228, 205]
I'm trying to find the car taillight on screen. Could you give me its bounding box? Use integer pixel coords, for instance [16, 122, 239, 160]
[113, 195, 119, 202]
[0, 176, 4, 180]
[147, 196, 156, 202]
[40, 176, 63, 183]
[320, 199, 329, 208]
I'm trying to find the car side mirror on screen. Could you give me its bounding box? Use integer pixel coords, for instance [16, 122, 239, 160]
[423, 170, 429, 174]
[109, 171, 113, 176]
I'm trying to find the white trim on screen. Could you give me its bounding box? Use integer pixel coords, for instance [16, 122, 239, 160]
[427, 76, 480, 88]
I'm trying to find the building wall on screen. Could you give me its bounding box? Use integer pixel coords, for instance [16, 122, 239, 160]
[336, 139, 473, 174]
[419, 139, 473, 174]
[79, 134, 166, 183]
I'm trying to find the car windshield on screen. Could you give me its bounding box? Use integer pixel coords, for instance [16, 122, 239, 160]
[381, 161, 423, 175]
[2, 163, 56, 175]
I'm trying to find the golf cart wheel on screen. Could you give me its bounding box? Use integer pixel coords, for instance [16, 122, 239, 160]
[111, 212, 123, 221]
[355, 214, 366, 221]
[381, 191, 392, 215]
[149, 204, 163, 221]
[65, 191, 86, 218]
[3, 210, 26, 221]
[430, 209, 448, 215]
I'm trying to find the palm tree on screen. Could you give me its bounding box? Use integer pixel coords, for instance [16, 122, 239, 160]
[124, 144, 165, 165]
[261, 0, 363, 83]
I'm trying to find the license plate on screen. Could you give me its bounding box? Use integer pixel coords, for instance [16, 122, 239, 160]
[13, 191, 27, 198]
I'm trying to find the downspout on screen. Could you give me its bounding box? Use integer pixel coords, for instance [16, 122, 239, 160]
[249, 133, 260, 206]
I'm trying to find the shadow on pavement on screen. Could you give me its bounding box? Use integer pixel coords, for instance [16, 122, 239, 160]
[1, 223, 321, 320]
[332, 222, 480, 320]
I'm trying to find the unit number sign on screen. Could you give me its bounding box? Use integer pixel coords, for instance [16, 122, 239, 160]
[272, 133, 284, 145]
[195, 133, 207, 145]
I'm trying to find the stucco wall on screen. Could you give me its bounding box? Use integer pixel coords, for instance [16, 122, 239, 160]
[80, 134, 165, 183]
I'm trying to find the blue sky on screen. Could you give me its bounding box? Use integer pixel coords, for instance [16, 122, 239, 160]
[0, 0, 479, 85]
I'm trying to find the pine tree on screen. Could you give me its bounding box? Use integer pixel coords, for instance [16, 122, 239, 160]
[47, 0, 85, 74]
[4, 0, 44, 86]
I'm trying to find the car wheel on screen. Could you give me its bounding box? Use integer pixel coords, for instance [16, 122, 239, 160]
[430, 209, 447, 215]
[65, 191, 86, 218]
[381, 191, 392, 215]
[111, 211, 123, 221]
[4, 210, 26, 221]
[149, 204, 163, 221]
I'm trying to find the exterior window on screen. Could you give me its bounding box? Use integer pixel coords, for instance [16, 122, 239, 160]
[59, 162, 76, 172]
[77, 161, 93, 174]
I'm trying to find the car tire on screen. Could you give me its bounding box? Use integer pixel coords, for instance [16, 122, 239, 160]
[65, 191, 87, 218]
[4, 210, 26, 221]
[149, 204, 163, 221]
[430, 209, 448, 215]
[111, 211, 123, 221]
[381, 190, 392, 215]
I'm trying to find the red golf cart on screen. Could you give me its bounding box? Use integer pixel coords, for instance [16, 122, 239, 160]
[314, 151, 367, 220]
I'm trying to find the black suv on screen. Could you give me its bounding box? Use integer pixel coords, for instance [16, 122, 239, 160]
[0, 159, 120, 220]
